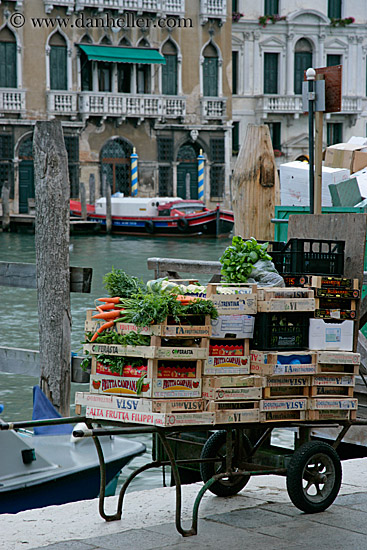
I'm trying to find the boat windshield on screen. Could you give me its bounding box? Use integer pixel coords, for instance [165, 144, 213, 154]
[171, 203, 205, 214]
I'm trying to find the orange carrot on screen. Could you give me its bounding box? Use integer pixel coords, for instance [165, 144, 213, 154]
[97, 297, 121, 303]
[176, 295, 199, 303]
[92, 310, 122, 320]
[90, 320, 115, 342]
[96, 303, 117, 311]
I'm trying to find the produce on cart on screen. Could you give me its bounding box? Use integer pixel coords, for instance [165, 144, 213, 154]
[75, 236, 362, 518]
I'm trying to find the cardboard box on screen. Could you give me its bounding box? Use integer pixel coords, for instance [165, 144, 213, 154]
[324, 142, 367, 173]
[309, 319, 354, 351]
[279, 161, 350, 207]
[211, 315, 255, 338]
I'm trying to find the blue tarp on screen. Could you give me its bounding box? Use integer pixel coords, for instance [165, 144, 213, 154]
[32, 385, 73, 435]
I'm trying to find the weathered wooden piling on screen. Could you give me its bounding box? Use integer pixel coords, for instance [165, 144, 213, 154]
[80, 182, 87, 219]
[1, 181, 10, 232]
[106, 179, 112, 234]
[231, 124, 280, 241]
[33, 120, 71, 416]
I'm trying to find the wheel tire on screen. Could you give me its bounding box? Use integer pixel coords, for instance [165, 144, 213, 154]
[286, 441, 342, 514]
[144, 220, 155, 234]
[200, 430, 252, 497]
[177, 217, 189, 232]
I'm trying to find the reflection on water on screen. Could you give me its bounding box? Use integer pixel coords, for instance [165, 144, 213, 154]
[0, 231, 232, 493]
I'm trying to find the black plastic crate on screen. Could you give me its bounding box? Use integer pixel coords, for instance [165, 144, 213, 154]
[269, 239, 345, 276]
[252, 312, 310, 351]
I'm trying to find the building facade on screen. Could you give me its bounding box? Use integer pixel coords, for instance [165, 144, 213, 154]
[232, 0, 367, 167]
[0, 0, 232, 214]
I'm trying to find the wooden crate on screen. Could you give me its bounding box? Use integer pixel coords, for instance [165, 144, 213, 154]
[256, 287, 314, 300]
[316, 351, 360, 365]
[307, 409, 357, 421]
[204, 355, 250, 375]
[314, 308, 357, 320]
[283, 274, 312, 288]
[260, 398, 308, 413]
[311, 276, 359, 291]
[265, 375, 310, 387]
[85, 313, 212, 338]
[314, 288, 360, 300]
[214, 407, 260, 424]
[309, 386, 354, 397]
[84, 340, 208, 360]
[311, 374, 355, 387]
[308, 397, 358, 411]
[251, 350, 317, 376]
[260, 410, 307, 422]
[257, 297, 315, 313]
[202, 375, 264, 389]
[205, 399, 260, 412]
[75, 391, 205, 413]
[263, 386, 309, 399]
[202, 386, 262, 401]
[85, 405, 215, 426]
[206, 283, 257, 315]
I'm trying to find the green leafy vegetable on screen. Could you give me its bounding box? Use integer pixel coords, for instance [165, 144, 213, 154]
[219, 236, 272, 283]
[103, 267, 145, 298]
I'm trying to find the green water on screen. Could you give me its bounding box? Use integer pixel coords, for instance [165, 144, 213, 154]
[0, 231, 232, 492]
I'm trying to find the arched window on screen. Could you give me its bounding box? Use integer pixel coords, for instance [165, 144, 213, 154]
[203, 43, 218, 97]
[294, 38, 313, 95]
[50, 32, 67, 90]
[0, 27, 17, 88]
[118, 37, 132, 93]
[101, 138, 133, 195]
[137, 38, 151, 94]
[98, 36, 112, 92]
[80, 34, 92, 91]
[162, 40, 177, 95]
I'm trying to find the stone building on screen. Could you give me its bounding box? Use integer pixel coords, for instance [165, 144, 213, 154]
[232, 0, 367, 167]
[0, 0, 232, 214]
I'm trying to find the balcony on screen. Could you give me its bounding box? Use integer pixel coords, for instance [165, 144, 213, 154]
[201, 97, 227, 119]
[0, 90, 26, 115]
[256, 95, 363, 119]
[47, 91, 78, 116]
[200, 0, 227, 25]
[78, 92, 186, 119]
[71, 0, 185, 14]
[44, 0, 75, 13]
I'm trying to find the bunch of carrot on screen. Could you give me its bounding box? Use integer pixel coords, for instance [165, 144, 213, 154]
[175, 295, 200, 306]
[89, 297, 122, 342]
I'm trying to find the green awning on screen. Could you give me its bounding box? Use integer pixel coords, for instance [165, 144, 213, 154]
[78, 44, 165, 65]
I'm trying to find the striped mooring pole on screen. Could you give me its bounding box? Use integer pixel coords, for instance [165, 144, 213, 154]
[131, 147, 138, 197]
[197, 149, 205, 201]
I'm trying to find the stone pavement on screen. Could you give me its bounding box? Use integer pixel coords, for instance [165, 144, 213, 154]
[2, 457, 367, 550]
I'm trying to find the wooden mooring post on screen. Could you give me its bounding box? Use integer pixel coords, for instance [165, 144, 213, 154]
[1, 180, 10, 232]
[33, 120, 71, 417]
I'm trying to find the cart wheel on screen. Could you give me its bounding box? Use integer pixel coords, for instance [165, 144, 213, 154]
[200, 430, 252, 497]
[286, 441, 342, 514]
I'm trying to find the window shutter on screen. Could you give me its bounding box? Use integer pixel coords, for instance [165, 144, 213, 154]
[328, 0, 342, 19]
[203, 57, 218, 96]
[50, 46, 67, 90]
[294, 51, 312, 95]
[264, 0, 279, 15]
[162, 54, 177, 95]
[0, 42, 16, 88]
[264, 53, 278, 94]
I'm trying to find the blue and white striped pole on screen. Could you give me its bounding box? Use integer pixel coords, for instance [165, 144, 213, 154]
[131, 147, 138, 197]
[197, 149, 205, 202]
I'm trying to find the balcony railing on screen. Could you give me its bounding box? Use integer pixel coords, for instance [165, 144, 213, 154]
[256, 95, 363, 117]
[78, 92, 186, 118]
[47, 91, 78, 116]
[0, 90, 26, 114]
[200, 0, 227, 24]
[201, 97, 227, 119]
[42, 0, 187, 14]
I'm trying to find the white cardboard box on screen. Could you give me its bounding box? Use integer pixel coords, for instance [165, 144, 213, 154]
[309, 318, 354, 351]
[279, 161, 350, 207]
[211, 315, 255, 338]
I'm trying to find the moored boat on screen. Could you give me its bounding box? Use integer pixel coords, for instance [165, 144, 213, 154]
[0, 386, 146, 514]
[70, 195, 234, 237]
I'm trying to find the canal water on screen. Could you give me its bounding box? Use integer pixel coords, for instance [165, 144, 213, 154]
[0, 231, 233, 492]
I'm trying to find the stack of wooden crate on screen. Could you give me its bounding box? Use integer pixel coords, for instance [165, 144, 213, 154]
[77, 311, 215, 427]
